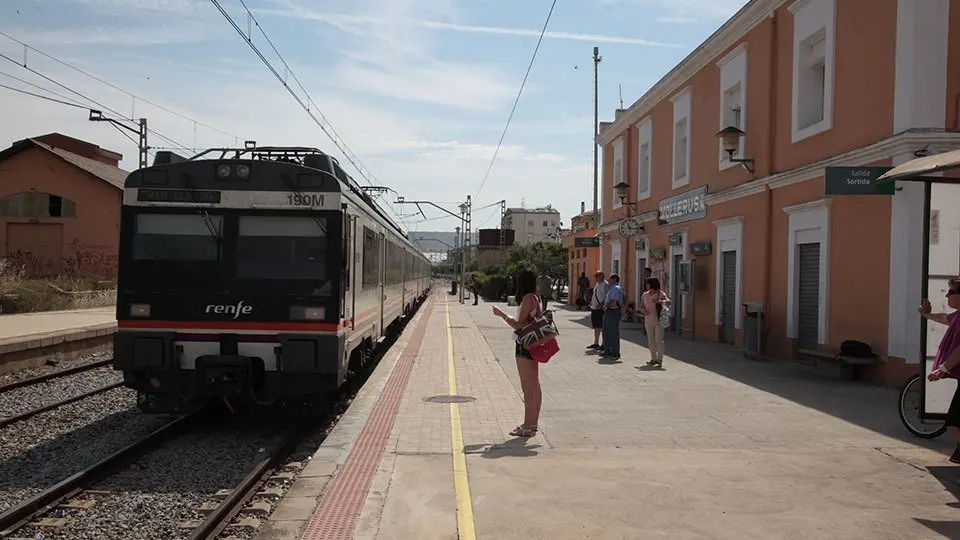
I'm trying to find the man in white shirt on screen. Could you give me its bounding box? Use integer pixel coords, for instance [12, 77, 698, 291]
[587, 271, 608, 350]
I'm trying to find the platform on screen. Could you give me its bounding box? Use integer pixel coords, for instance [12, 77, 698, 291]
[259, 292, 960, 540]
[0, 307, 116, 372]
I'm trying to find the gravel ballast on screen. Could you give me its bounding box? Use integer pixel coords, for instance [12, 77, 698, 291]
[0, 387, 175, 514]
[0, 352, 111, 387]
[0, 364, 123, 420]
[17, 421, 285, 540]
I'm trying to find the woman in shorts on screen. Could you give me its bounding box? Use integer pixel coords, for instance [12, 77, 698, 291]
[493, 270, 542, 438]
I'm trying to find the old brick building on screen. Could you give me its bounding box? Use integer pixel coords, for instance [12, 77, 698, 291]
[0, 133, 126, 278]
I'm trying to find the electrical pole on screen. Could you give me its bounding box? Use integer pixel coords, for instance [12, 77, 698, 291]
[89, 110, 149, 169]
[592, 46, 601, 220]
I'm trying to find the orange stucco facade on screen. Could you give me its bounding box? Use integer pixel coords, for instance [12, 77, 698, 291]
[0, 135, 125, 278]
[563, 208, 600, 306]
[596, 0, 960, 387]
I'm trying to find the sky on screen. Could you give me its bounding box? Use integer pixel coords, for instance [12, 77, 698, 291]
[0, 0, 749, 240]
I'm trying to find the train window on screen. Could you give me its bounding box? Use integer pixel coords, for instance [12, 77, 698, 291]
[133, 213, 222, 261]
[362, 227, 380, 288]
[237, 216, 328, 282]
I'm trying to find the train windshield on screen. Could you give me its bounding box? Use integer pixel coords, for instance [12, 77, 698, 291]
[236, 215, 329, 282]
[133, 213, 222, 262]
[122, 209, 336, 296]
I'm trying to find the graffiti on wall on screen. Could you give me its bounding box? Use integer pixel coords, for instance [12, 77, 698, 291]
[2, 239, 118, 279]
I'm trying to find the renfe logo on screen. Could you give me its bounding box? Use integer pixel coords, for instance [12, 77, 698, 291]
[205, 301, 253, 319]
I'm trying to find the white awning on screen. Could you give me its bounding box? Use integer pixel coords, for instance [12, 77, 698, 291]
[877, 148, 960, 182]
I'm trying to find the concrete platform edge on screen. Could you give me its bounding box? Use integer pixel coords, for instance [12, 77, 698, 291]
[254, 298, 434, 540]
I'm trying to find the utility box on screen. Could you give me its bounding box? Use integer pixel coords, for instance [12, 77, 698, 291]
[743, 301, 765, 359]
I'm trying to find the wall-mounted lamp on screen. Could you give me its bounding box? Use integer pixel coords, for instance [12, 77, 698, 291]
[716, 126, 756, 174]
[613, 181, 638, 207]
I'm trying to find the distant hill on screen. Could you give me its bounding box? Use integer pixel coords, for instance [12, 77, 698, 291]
[408, 231, 478, 252]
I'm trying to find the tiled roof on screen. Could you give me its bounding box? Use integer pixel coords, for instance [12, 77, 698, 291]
[0, 138, 128, 191]
[31, 140, 128, 190]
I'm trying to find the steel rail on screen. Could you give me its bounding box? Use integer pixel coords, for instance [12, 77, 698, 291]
[0, 382, 125, 430]
[0, 414, 196, 536]
[0, 358, 113, 393]
[185, 427, 309, 540]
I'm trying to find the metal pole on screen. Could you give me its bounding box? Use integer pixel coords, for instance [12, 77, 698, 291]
[138, 118, 148, 169]
[920, 180, 932, 417]
[592, 46, 601, 219]
[459, 209, 466, 304]
[454, 226, 461, 297]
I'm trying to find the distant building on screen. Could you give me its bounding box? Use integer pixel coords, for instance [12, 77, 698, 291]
[502, 205, 561, 246]
[0, 133, 126, 278]
[563, 202, 600, 306]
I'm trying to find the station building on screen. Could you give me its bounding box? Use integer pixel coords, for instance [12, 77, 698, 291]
[562, 203, 600, 306]
[595, 0, 960, 386]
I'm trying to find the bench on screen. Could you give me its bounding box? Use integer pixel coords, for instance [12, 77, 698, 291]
[796, 348, 882, 381]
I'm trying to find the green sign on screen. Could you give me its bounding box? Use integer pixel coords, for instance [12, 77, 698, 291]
[689, 241, 712, 256]
[574, 236, 600, 248]
[824, 166, 895, 195]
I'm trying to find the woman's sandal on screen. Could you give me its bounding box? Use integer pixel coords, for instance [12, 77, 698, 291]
[510, 424, 538, 437]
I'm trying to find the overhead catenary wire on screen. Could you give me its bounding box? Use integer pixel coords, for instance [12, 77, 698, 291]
[0, 50, 191, 151]
[0, 69, 90, 108]
[207, 0, 401, 219]
[474, 0, 558, 199]
[0, 31, 244, 142]
[0, 82, 88, 109]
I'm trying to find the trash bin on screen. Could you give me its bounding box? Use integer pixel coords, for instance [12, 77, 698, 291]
[742, 301, 764, 359]
[450, 280, 458, 295]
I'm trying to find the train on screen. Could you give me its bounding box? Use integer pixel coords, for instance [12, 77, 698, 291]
[112, 144, 432, 413]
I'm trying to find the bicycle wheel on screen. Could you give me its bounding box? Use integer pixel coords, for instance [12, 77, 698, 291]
[899, 373, 948, 439]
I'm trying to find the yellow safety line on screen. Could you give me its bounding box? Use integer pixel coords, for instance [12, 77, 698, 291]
[445, 296, 477, 540]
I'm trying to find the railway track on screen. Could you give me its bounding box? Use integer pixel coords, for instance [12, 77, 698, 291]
[0, 358, 113, 394]
[0, 414, 195, 537]
[0, 296, 427, 539]
[0, 355, 124, 430]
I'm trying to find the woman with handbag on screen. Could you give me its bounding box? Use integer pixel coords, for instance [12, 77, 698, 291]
[641, 277, 670, 367]
[493, 270, 543, 438]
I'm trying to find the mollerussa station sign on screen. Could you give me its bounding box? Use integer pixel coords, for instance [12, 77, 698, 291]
[659, 186, 708, 225]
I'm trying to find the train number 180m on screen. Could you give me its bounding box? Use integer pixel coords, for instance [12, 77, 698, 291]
[286, 193, 325, 207]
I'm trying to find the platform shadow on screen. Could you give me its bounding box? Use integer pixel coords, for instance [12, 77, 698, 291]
[464, 441, 542, 458]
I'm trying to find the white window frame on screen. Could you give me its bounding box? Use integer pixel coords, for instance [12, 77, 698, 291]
[635, 236, 649, 305]
[613, 137, 624, 209]
[667, 230, 688, 317]
[717, 43, 748, 170]
[784, 199, 832, 343]
[713, 216, 744, 329]
[670, 87, 691, 189]
[636, 117, 653, 201]
[611, 240, 622, 276]
[789, 0, 835, 143]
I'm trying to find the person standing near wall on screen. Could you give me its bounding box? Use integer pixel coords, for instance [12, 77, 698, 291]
[587, 271, 607, 351]
[923, 278, 960, 463]
[640, 277, 670, 367]
[600, 274, 624, 361]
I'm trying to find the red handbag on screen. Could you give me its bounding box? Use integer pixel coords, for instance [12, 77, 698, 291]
[527, 336, 559, 363]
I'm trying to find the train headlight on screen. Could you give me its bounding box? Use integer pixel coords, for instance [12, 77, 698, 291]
[235, 164, 250, 178]
[216, 164, 231, 178]
[130, 303, 151, 317]
[290, 306, 325, 320]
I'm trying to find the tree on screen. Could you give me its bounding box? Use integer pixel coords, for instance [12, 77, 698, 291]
[502, 241, 568, 298]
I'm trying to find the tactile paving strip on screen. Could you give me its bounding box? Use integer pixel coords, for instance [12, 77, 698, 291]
[300, 298, 435, 540]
